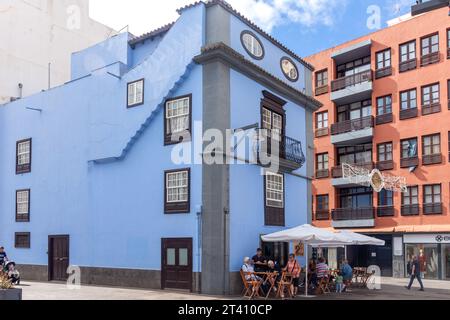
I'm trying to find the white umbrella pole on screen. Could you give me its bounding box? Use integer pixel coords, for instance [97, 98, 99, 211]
[305, 244, 308, 297]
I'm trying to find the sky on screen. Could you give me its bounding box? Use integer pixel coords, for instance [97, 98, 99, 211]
[89, 0, 417, 57]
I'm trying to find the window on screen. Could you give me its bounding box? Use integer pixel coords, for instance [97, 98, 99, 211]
[421, 33, 439, 56]
[422, 134, 442, 165]
[316, 69, 328, 88]
[401, 138, 418, 159]
[339, 187, 373, 209]
[421, 83, 440, 114]
[280, 57, 299, 82]
[379, 189, 393, 206]
[424, 184, 441, 204]
[376, 49, 391, 78]
[127, 79, 144, 107]
[337, 144, 372, 165]
[422, 134, 440, 156]
[376, 95, 392, 115]
[316, 112, 328, 129]
[447, 28, 450, 58]
[402, 186, 419, 216]
[378, 142, 393, 162]
[403, 186, 418, 205]
[337, 99, 372, 122]
[164, 169, 190, 214]
[399, 41, 416, 72]
[16, 138, 31, 174]
[266, 173, 284, 208]
[421, 33, 440, 66]
[241, 30, 264, 60]
[261, 242, 289, 267]
[336, 56, 371, 78]
[15, 232, 30, 249]
[262, 107, 284, 140]
[264, 172, 285, 226]
[400, 89, 418, 120]
[423, 184, 442, 215]
[316, 153, 329, 170]
[316, 195, 329, 211]
[315, 195, 329, 220]
[164, 95, 192, 145]
[16, 189, 30, 222]
[400, 89, 417, 110]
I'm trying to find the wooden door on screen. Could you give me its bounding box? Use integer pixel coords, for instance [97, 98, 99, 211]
[161, 238, 192, 291]
[48, 235, 70, 281]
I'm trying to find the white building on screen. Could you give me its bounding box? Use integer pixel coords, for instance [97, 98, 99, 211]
[0, 0, 114, 104]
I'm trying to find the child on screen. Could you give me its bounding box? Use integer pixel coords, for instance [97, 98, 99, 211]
[335, 272, 344, 293]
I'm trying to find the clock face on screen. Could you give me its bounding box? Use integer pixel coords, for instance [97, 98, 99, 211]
[281, 58, 299, 82]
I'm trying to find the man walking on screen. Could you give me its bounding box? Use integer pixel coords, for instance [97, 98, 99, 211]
[405, 255, 424, 291]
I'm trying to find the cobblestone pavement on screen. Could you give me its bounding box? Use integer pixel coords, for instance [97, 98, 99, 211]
[18, 277, 450, 300]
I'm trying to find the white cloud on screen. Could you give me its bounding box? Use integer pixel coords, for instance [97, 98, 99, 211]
[89, 0, 347, 36]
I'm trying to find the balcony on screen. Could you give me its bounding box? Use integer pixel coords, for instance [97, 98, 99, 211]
[421, 52, 440, 67]
[422, 103, 441, 116]
[315, 127, 329, 138]
[255, 129, 306, 172]
[400, 156, 419, 168]
[330, 116, 374, 145]
[423, 203, 443, 215]
[422, 153, 442, 165]
[399, 108, 418, 120]
[377, 160, 394, 171]
[377, 206, 395, 217]
[315, 85, 329, 96]
[375, 66, 392, 79]
[399, 59, 417, 73]
[315, 211, 330, 221]
[401, 204, 420, 216]
[376, 113, 393, 125]
[332, 162, 374, 187]
[315, 169, 329, 179]
[330, 70, 373, 104]
[331, 207, 375, 228]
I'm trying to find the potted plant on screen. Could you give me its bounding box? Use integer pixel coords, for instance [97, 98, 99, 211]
[0, 273, 22, 300]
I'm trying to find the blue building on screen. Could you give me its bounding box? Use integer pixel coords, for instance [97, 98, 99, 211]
[0, 0, 321, 294]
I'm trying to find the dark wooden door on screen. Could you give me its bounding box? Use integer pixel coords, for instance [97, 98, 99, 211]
[161, 238, 192, 291]
[49, 235, 70, 281]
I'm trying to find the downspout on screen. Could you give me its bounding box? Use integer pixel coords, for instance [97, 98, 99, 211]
[196, 206, 203, 293]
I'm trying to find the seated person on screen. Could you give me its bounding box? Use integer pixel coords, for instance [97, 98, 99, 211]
[242, 257, 258, 281]
[267, 260, 282, 291]
[341, 260, 353, 289]
[316, 257, 329, 280]
[252, 248, 268, 272]
[308, 258, 318, 287]
[283, 254, 301, 297]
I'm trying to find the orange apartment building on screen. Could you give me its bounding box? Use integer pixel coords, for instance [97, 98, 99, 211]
[305, 1, 450, 279]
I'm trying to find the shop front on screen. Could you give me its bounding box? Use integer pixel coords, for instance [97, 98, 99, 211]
[403, 234, 450, 280]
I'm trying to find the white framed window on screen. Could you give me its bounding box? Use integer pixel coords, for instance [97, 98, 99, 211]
[166, 96, 190, 136]
[266, 172, 284, 208]
[241, 31, 264, 59]
[166, 170, 189, 203]
[17, 140, 31, 165]
[281, 57, 299, 82]
[16, 190, 29, 215]
[127, 79, 144, 107]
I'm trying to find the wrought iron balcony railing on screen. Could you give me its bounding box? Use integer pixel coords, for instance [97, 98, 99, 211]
[255, 129, 306, 169]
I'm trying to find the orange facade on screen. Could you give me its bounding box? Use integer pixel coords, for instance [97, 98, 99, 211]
[305, 6, 450, 232]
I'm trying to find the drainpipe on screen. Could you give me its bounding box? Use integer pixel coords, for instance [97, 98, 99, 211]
[196, 206, 203, 293]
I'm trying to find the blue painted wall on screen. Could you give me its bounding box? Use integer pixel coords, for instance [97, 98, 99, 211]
[0, 2, 312, 279]
[228, 70, 308, 272]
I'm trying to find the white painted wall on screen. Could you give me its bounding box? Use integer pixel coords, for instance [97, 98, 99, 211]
[0, 0, 115, 104]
